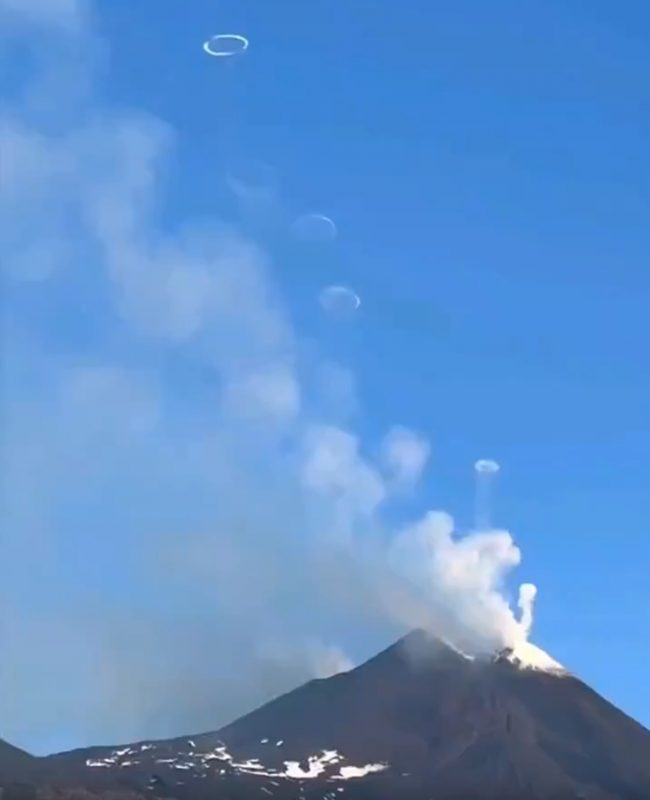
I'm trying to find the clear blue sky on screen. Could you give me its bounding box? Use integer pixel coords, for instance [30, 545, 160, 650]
[1, 0, 649, 753]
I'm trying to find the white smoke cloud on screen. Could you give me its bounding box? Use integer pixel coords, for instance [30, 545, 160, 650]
[309, 644, 354, 678]
[0, 0, 539, 753]
[223, 362, 301, 424]
[381, 426, 431, 487]
[301, 426, 387, 520]
[387, 512, 531, 653]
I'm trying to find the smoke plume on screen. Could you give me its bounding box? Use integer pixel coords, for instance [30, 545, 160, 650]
[0, 0, 539, 754]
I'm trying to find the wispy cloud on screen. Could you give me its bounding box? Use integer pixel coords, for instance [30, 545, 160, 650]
[0, 0, 87, 32]
[381, 426, 431, 488]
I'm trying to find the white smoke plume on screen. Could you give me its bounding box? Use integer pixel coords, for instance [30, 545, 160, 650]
[518, 582, 538, 639]
[0, 0, 539, 753]
[387, 512, 534, 654]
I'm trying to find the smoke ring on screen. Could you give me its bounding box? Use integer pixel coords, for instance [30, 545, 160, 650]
[203, 34, 249, 57]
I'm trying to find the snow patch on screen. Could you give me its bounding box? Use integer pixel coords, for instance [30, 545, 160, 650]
[284, 760, 326, 779]
[333, 763, 387, 780]
[86, 741, 388, 783]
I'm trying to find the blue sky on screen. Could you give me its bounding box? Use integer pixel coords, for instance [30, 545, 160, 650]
[1, 0, 649, 754]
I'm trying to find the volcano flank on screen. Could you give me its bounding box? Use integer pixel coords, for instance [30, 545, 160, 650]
[3, 631, 650, 800]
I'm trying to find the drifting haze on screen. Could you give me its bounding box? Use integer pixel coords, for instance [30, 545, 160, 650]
[0, 0, 537, 753]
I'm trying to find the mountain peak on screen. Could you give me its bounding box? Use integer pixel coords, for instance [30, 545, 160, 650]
[393, 629, 568, 677]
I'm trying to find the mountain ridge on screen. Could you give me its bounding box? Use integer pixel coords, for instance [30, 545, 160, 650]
[3, 631, 650, 799]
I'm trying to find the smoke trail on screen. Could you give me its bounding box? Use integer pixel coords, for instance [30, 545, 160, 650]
[473, 459, 500, 531]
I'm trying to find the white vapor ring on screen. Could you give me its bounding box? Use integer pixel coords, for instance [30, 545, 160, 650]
[474, 459, 500, 474]
[203, 34, 249, 57]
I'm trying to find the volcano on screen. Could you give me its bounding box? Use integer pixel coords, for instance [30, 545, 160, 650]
[6, 631, 650, 799]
